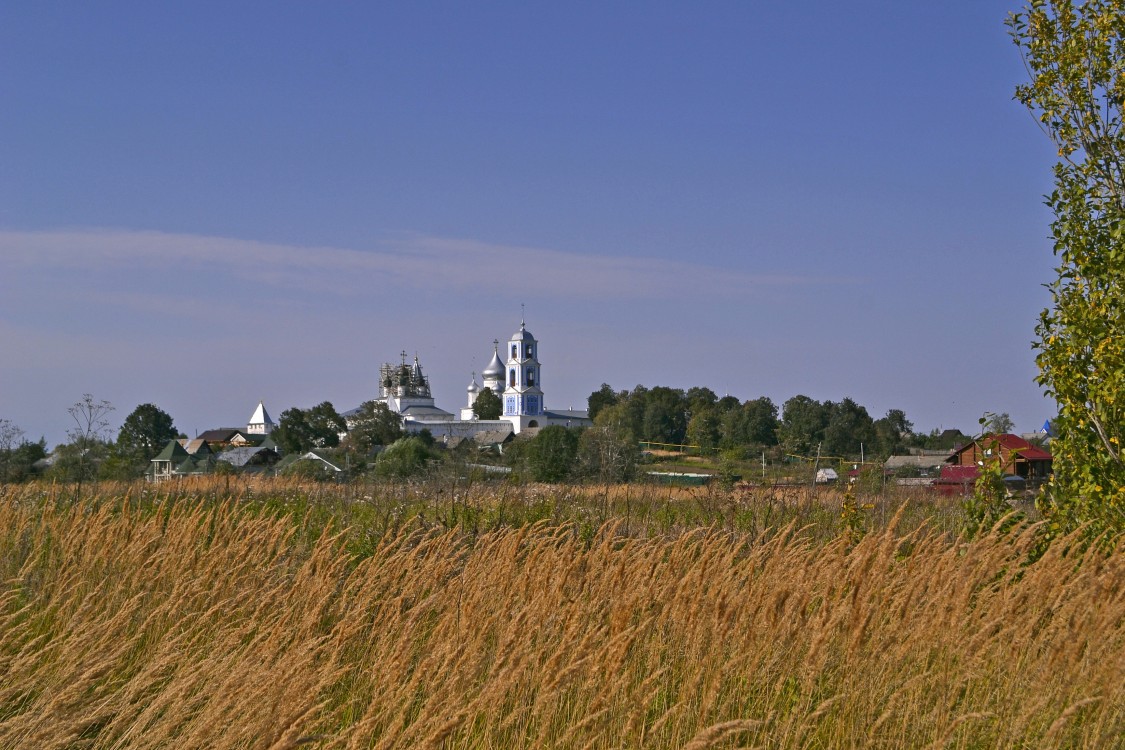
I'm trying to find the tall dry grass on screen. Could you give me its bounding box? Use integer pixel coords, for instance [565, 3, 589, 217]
[12, 475, 977, 548]
[0, 483, 1121, 748]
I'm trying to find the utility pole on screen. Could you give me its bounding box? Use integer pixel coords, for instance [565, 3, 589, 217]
[811, 442, 821, 488]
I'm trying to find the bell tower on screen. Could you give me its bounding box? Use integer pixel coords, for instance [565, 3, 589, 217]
[502, 319, 544, 425]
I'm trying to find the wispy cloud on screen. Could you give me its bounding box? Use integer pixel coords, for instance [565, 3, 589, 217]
[0, 228, 833, 300]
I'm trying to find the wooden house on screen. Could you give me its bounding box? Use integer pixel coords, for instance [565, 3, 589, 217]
[945, 433, 1052, 484]
[150, 439, 189, 482]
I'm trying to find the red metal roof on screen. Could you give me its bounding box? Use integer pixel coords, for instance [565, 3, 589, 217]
[1016, 445, 1052, 460]
[990, 433, 1052, 460]
[940, 465, 980, 482]
[934, 464, 979, 495]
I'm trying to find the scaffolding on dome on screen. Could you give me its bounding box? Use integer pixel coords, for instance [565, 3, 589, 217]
[379, 351, 432, 399]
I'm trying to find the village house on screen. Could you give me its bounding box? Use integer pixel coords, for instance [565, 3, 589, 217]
[945, 433, 1053, 482]
[932, 433, 1053, 494]
[149, 439, 190, 482]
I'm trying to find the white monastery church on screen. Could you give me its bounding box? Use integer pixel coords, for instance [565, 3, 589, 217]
[364, 321, 591, 440]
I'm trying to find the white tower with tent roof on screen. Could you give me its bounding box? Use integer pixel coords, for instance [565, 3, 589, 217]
[246, 400, 275, 435]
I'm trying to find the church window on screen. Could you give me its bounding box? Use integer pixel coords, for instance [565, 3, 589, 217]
[509, 369, 516, 387]
[527, 368, 535, 386]
[512, 344, 517, 359]
[527, 345, 534, 358]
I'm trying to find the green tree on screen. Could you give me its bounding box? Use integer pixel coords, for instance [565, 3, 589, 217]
[0, 421, 45, 483]
[49, 442, 105, 483]
[909, 427, 971, 452]
[307, 402, 347, 447]
[686, 407, 722, 451]
[716, 395, 742, 412]
[274, 408, 313, 454]
[587, 383, 620, 422]
[591, 401, 635, 437]
[374, 436, 432, 478]
[1010, 0, 1125, 533]
[527, 425, 580, 482]
[822, 398, 876, 459]
[621, 385, 650, 441]
[0, 420, 24, 484]
[0, 422, 46, 483]
[722, 397, 779, 448]
[985, 412, 1015, 435]
[779, 395, 827, 455]
[275, 402, 347, 453]
[641, 386, 688, 445]
[686, 386, 719, 414]
[342, 400, 403, 456]
[472, 388, 503, 420]
[873, 408, 913, 456]
[98, 445, 145, 481]
[577, 411, 639, 483]
[117, 403, 179, 464]
[12, 439, 46, 482]
[0, 419, 23, 456]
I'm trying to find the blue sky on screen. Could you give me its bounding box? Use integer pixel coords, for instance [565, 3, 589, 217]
[1, 2, 1058, 446]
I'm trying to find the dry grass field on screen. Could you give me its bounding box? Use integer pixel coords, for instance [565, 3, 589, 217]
[0, 480, 1122, 748]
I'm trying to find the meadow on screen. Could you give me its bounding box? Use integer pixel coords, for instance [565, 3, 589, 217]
[0, 478, 1121, 749]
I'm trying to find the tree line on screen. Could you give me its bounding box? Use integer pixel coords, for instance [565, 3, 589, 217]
[0, 397, 183, 483]
[586, 383, 954, 460]
[0, 396, 419, 483]
[3, 388, 1003, 485]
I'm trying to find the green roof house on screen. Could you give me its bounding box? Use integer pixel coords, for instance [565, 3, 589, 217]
[174, 455, 213, 477]
[150, 439, 190, 482]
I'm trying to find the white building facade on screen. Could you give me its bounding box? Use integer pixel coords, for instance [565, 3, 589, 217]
[502, 322, 545, 431]
[365, 322, 591, 440]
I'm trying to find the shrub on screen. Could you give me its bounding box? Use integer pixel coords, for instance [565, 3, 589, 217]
[374, 436, 431, 478]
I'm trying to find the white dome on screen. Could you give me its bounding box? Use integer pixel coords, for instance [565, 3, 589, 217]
[510, 325, 535, 342]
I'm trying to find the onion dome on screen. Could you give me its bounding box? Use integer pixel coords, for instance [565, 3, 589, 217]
[467, 376, 480, 394]
[482, 348, 505, 380]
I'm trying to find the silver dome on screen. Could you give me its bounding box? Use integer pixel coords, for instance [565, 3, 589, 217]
[481, 350, 505, 379]
[510, 324, 535, 342]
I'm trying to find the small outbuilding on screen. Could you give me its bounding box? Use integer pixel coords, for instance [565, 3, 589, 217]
[815, 468, 839, 484]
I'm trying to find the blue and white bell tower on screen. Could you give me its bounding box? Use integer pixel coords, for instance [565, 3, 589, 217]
[502, 320, 545, 429]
